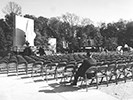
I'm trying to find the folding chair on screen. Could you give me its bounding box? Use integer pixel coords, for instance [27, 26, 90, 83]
[29, 55, 45, 77]
[124, 60, 133, 81]
[84, 62, 108, 91]
[84, 66, 98, 91]
[61, 63, 76, 83]
[96, 63, 109, 86]
[106, 61, 117, 84]
[16, 55, 28, 75]
[55, 61, 67, 80]
[115, 60, 126, 83]
[0, 56, 9, 73]
[23, 55, 35, 74]
[31, 60, 44, 77]
[44, 62, 58, 82]
[7, 55, 18, 75]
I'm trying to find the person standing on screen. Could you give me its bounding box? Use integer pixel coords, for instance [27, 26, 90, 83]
[38, 46, 45, 56]
[23, 42, 32, 56]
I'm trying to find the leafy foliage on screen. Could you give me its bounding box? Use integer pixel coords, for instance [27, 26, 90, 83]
[1, 2, 133, 52]
[2, 1, 22, 15]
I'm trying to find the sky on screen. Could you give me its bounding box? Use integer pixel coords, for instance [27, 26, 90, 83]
[0, 0, 133, 26]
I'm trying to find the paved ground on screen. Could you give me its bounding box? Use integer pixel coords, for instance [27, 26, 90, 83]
[0, 73, 119, 100]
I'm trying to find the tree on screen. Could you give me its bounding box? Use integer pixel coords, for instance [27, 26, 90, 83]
[114, 19, 127, 46]
[1, 2, 22, 51]
[47, 17, 61, 38]
[0, 27, 6, 50]
[126, 21, 133, 47]
[83, 24, 97, 38]
[37, 16, 49, 36]
[4, 13, 14, 50]
[61, 12, 80, 26]
[93, 29, 103, 47]
[2, 1, 22, 15]
[80, 18, 93, 26]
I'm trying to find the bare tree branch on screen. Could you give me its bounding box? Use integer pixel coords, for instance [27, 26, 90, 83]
[2, 1, 22, 15]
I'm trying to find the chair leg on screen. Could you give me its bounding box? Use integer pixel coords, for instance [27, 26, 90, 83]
[90, 78, 94, 84]
[40, 68, 44, 78]
[96, 77, 98, 89]
[117, 74, 121, 80]
[31, 71, 34, 78]
[115, 74, 118, 84]
[80, 78, 84, 86]
[86, 81, 88, 92]
[53, 72, 57, 81]
[26, 64, 28, 75]
[16, 65, 18, 76]
[106, 76, 108, 87]
[45, 73, 48, 83]
[109, 75, 113, 81]
[69, 75, 73, 82]
[123, 72, 126, 83]
[100, 77, 103, 84]
[85, 75, 88, 92]
[60, 78, 63, 83]
[7, 65, 9, 75]
[132, 71, 133, 81]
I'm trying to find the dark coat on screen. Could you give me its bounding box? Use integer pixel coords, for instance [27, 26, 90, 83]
[38, 47, 45, 56]
[77, 57, 97, 77]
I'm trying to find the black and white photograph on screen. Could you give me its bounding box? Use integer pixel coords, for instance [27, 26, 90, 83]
[0, 0, 133, 100]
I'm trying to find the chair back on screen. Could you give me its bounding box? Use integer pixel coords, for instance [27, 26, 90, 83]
[85, 66, 97, 74]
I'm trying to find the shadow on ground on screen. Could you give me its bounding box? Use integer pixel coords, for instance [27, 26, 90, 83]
[38, 82, 88, 93]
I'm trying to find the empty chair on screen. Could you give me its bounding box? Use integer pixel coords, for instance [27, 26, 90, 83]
[0, 56, 10, 74]
[124, 60, 133, 81]
[23, 55, 35, 74]
[30, 55, 42, 61]
[31, 60, 44, 77]
[68, 60, 77, 65]
[61, 63, 76, 83]
[115, 60, 126, 83]
[55, 61, 67, 80]
[7, 55, 18, 75]
[107, 61, 117, 84]
[96, 63, 108, 87]
[30, 55, 44, 77]
[16, 55, 28, 75]
[60, 58, 68, 63]
[44, 62, 58, 82]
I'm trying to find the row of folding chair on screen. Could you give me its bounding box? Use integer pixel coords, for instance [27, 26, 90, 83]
[7, 55, 28, 76]
[27, 54, 84, 82]
[0, 56, 10, 74]
[2, 52, 133, 84]
[80, 59, 133, 92]
[8, 54, 77, 82]
[42, 59, 78, 82]
[31, 52, 133, 84]
[0, 54, 44, 76]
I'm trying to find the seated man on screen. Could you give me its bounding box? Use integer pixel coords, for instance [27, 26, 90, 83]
[71, 52, 97, 85]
